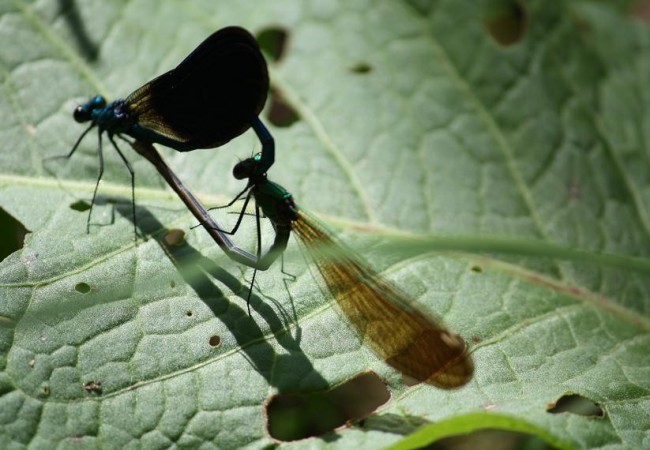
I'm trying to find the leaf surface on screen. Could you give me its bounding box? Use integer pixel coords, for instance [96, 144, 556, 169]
[0, 1, 649, 448]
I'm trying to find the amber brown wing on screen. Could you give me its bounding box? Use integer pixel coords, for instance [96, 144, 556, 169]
[293, 210, 473, 388]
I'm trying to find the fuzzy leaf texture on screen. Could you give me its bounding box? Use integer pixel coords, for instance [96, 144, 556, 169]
[0, 0, 649, 449]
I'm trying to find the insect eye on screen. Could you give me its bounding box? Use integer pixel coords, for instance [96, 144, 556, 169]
[73, 105, 91, 123]
[233, 160, 254, 179]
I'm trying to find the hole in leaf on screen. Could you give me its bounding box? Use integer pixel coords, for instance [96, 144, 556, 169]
[83, 380, 102, 394]
[547, 393, 604, 417]
[164, 228, 186, 247]
[631, 1, 650, 23]
[350, 62, 372, 74]
[267, 88, 300, 127]
[75, 282, 91, 294]
[170, 280, 176, 288]
[484, 0, 528, 46]
[257, 27, 289, 62]
[471, 265, 483, 273]
[0, 208, 28, 262]
[209, 335, 221, 347]
[266, 372, 390, 441]
[70, 200, 91, 212]
[186, 310, 193, 317]
[41, 385, 50, 396]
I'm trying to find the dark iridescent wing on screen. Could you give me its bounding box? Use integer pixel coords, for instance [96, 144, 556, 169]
[126, 26, 269, 150]
[293, 209, 473, 388]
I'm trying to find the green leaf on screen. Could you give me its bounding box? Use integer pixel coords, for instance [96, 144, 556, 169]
[385, 412, 575, 450]
[1, 0, 649, 448]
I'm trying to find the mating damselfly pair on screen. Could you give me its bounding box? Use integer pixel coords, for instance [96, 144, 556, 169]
[58, 26, 473, 388]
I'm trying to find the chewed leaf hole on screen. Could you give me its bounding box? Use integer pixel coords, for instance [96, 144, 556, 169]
[471, 265, 483, 273]
[0, 208, 28, 262]
[547, 393, 604, 417]
[84, 380, 102, 394]
[70, 200, 91, 212]
[350, 62, 372, 74]
[209, 335, 221, 347]
[267, 88, 299, 128]
[484, 0, 528, 46]
[632, 2, 650, 23]
[266, 372, 390, 441]
[164, 229, 186, 246]
[75, 282, 91, 294]
[257, 27, 289, 62]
